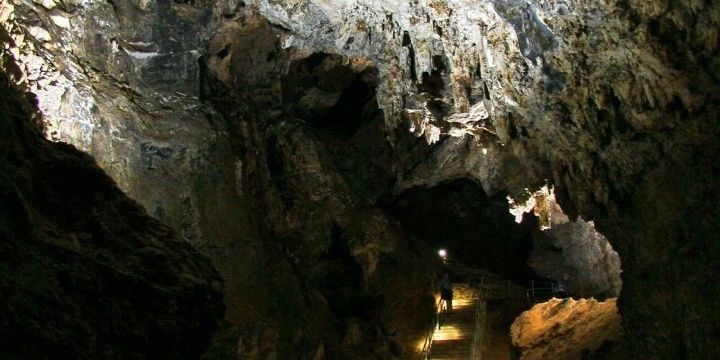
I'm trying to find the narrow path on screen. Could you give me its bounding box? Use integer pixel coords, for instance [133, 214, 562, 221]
[422, 268, 546, 359]
[428, 297, 484, 360]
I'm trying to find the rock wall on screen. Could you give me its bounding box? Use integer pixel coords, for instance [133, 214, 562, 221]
[247, 1, 720, 357]
[0, 29, 224, 358]
[530, 213, 622, 299]
[201, 14, 441, 357]
[516, 190, 623, 299]
[2, 0, 268, 331]
[0, 0, 252, 269]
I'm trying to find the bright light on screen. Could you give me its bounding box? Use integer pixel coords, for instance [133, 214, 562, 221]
[432, 324, 466, 341]
[438, 249, 447, 258]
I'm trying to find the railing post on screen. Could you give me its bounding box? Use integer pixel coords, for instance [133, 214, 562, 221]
[480, 276, 485, 298]
[531, 280, 535, 298]
[422, 297, 444, 359]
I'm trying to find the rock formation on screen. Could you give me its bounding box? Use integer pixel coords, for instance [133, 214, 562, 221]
[2, 0, 719, 358]
[512, 187, 623, 299]
[529, 211, 623, 299]
[511, 298, 623, 360]
[0, 28, 224, 358]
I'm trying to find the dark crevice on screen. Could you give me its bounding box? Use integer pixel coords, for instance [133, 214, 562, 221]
[402, 31, 412, 47]
[265, 134, 294, 210]
[216, 45, 230, 59]
[419, 71, 444, 97]
[265, 50, 277, 62]
[408, 52, 418, 83]
[282, 53, 381, 140]
[311, 223, 368, 318]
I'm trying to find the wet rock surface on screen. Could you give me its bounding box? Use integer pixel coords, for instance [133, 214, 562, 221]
[0, 31, 224, 358]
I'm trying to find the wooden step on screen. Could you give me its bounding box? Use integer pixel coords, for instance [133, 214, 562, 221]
[435, 324, 475, 331]
[430, 353, 471, 359]
[431, 344, 472, 352]
[432, 352, 472, 356]
[429, 346, 472, 360]
[429, 298, 479, 360]
[430, 352, 472, 358]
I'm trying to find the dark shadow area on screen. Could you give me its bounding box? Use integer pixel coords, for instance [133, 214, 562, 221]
[309, 223, 371, 318]
[381, 179, 537, 281]
[282, 53, 382, 140]
[483, 298, 530, 360]
[281, 52, 394, 203]
[265, 134, 295, 209]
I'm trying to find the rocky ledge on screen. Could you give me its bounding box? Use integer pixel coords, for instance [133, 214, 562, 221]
[511, 298, 622, 360]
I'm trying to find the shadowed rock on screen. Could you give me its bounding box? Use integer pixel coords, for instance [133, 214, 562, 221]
[0, 34, 224, 359]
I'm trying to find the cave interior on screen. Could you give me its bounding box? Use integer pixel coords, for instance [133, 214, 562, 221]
[1, 1, 719, 359]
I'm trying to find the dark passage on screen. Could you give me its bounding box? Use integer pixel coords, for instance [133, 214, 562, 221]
[383, 179, 537, 281]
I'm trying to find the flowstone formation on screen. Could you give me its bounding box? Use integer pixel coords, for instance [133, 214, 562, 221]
[0, 30, 224, 358]
[3, 0, 720, 358]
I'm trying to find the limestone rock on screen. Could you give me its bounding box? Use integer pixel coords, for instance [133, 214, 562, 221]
[529, 212, 623, 299]
[511, 298, 623, 360]
[0, 33, 224, 358]
[4, 0, 719, 358]
[516, 190, 623, 299]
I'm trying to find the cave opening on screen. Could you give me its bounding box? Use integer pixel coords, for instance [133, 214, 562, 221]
[508, 186, 623, 300]
[380, 179, 625, 358]
[382, 179, 537, 281]
[282, 53, 383, 141]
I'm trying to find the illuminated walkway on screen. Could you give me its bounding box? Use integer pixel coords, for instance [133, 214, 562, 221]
[427, 297, 484, 360]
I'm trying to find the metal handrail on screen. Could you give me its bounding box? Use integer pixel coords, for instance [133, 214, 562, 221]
[469, 297, 486, 360]
[421, 276, 567, 359]
[476, 275, 567, 301]
[421, 297, 444, 359]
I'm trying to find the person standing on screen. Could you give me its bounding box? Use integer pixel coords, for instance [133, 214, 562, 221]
[440, 273, 453, 313]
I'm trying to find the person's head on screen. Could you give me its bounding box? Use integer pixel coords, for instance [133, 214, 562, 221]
[443, 273, 449, 280]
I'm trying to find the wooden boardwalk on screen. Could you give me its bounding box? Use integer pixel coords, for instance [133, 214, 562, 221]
[428, 298, 482, 360]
